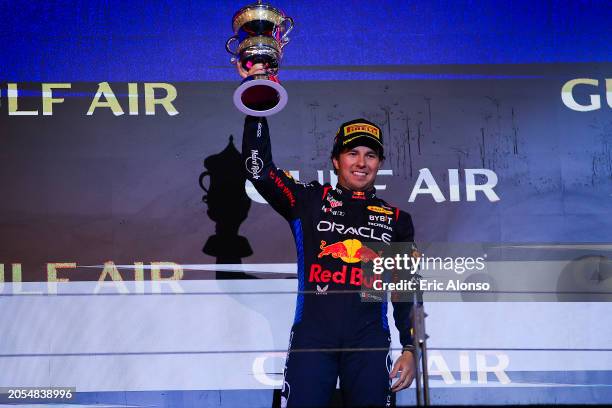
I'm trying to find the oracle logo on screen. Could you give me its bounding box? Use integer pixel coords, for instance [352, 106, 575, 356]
[561, 78, 612, 112]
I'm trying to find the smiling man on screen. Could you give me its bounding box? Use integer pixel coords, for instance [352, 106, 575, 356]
[239, 64, 417, 408]
[331, 118, 384, 191]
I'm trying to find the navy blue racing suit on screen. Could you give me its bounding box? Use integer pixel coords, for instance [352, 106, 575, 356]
[242, 116, 415, 407]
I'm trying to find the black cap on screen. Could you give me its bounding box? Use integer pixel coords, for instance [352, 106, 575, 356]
[332, 118, 384, 157]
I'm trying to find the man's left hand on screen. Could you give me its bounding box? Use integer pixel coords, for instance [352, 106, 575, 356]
[389, 351, 416, 392]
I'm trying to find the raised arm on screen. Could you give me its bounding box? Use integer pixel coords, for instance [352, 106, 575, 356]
[243, 115, 305, 220]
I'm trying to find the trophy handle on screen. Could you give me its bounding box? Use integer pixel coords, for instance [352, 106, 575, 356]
[225, 35, 239, 59]
[280, 16, 294, 46]
[199, 171, 210, 203]
[199, 171, 210, 192]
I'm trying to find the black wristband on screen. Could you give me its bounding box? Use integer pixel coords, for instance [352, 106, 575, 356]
[402, 345, 416, 354]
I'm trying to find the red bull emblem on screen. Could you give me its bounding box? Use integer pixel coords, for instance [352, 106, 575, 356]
[309, 264, 379, 288]
[318, 239, 381, 263]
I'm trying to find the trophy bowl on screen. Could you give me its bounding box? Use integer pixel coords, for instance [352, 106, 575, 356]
[225, 1, 293, 117]
[228, 35, 281, 71]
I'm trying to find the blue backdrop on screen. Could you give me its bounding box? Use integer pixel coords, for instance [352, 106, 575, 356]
[2, 0, 611, 81]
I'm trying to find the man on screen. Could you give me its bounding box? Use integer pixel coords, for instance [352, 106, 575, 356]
[239, 64, 416, 407]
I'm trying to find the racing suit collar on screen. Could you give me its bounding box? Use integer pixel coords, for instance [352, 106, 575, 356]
[334, 183, 377, 200]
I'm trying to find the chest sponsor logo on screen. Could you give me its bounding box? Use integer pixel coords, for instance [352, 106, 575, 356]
[368, 221, 393, 231]
[367, 205, 393, 215]
[245, 150, 263, 179]
[317, 220, 392, 244]
[318, 239, 381, 263]
[369, 214, 392, 224]
[321, 206, 345, 216]
[316, 284, 329, 295]
[309, 264, 378, 288]
[327, 195, 343, 208]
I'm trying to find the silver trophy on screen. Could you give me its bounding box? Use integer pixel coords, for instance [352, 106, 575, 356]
[225, 1, 293, 116]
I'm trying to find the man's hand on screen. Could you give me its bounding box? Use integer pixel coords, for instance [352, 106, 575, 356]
[236, 62, 267, 79]
[389, 351, 416, 392]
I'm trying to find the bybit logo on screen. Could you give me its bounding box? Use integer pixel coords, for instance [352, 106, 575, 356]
[561, 78, 612, 111]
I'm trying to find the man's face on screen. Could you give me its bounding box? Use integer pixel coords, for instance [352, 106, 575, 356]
[332, 145, 382, 192]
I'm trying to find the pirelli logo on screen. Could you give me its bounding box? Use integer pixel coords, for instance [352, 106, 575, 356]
[343, 123, 380, 139]
[367, 205, 393, 215]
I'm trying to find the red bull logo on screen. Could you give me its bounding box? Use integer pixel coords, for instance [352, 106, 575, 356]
[309, 264, 379, 287]
[318, 239, 381, 264]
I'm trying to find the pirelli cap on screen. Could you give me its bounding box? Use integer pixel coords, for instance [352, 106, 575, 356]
[332, 118, 384, 157]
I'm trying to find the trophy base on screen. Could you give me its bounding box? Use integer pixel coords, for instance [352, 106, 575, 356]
[233, 77, 288, 117]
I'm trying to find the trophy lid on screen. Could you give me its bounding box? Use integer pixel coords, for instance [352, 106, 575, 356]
[231, 1, 288, 34]
[233, 1, 286, 18]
